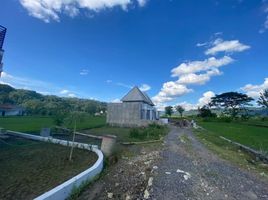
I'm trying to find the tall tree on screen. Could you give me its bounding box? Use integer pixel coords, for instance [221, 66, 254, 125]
[175, 105, 185, 118]
[165, 106, 173, 116]
[210, 92, 253, 118]
[257, 89, 268, 110]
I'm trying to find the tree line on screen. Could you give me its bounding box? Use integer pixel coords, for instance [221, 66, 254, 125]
[0, 84, 107, 116]
[165, 90, 268, 118]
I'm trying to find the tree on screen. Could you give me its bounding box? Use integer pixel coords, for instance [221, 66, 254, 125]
[175, 105, 185, 118]
[197, 105, 216, 118]
[257, 89, 268, 109]
[165, 106, 173, 116]
[210, 92, 253, 118]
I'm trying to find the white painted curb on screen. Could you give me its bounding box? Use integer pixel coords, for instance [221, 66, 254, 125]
[6, 131, 104, 200]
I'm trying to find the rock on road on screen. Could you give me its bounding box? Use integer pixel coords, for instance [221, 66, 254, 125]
[149, 126, 268, 200]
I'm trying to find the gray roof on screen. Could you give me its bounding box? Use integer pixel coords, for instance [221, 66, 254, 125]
[121, 86, 154, 106]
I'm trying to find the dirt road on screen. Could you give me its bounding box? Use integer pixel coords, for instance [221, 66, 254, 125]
[149, 126, 268, 200]
[79, 126, 268, 200]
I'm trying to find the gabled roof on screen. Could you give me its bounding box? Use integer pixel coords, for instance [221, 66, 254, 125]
[121, 86, 154, 106]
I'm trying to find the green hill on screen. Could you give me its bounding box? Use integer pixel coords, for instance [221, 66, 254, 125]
[0, 84, 107, 116]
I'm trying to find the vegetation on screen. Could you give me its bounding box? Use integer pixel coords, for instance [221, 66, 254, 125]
[0, 115, 106, 133]
[210, 92, 254, 118]
[197, 120, 268, 151]
[165, 106, 173, 116]
[84, 124, 168, 143]
[0, 137, 97, 200]
[0, 84, 106, 116]
[194, 128, 268, 175]
[258, 89, 268, 110]
[197, 105, 216, 118]
[129, 123, 168, 141]
[175, 105, 185, 118]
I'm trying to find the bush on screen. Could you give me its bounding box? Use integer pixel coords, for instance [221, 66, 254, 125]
[129, 124, 168, 140]
[129, 128, 146, 140]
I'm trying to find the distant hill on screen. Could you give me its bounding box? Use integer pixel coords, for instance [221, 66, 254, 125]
[0, 84, 107, 116]
[184, 107, 268, 117]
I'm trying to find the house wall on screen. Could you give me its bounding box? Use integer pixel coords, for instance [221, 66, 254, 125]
[107, 102, 157, 127]
[0, 109, 23, 116]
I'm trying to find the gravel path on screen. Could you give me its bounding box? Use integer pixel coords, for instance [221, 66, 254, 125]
[149, 126, 268, 200]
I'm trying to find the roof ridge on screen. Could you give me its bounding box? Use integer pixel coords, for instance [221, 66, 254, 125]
[121, 86, 154, 106]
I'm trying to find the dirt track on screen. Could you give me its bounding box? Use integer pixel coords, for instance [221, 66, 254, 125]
[150, 126, 268, 200]
[79, 126, 268, 200]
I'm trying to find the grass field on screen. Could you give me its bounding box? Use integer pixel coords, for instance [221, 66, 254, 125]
[0, 115, 106, 133]
[198, 121, 268, 151]
[0, 136, 97, 200]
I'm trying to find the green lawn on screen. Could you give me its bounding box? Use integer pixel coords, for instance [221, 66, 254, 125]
[0, 136, 97, 200]
[198, 121, 268, 151]
[0, 116, 106, 133]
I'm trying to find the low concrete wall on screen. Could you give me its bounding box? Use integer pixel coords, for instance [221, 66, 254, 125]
[6, 131, 104, 200]
[220, 136, 268, 163]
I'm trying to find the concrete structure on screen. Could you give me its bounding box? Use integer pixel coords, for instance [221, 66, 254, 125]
[0, 104, 24, 116]
[107, 87, 158, 127]
[101, 135, 117, 156]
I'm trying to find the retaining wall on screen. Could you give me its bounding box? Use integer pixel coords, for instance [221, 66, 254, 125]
[220, 136, 268, 163]
[6, 131, 104, 200]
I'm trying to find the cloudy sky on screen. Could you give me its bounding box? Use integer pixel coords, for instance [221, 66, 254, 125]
[0, 0, 268, 110]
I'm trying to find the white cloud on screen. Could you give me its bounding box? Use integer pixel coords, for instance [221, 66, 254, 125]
[197, 91, 215, 107]
[175, 91, 215, 111]
[152, 81, 192, 105]
[260, 16, 268, 33]
[177, 69, 221, 85]
[139, 84, 151, 91]
[153, 37, 248, 108]
[20, 0, 149, 22]
[171, 56, 233, 77]
[80, 69, 89, 75]
[196, 42, 208, 47]
[259, 5, 268, 33]
[106, 80, 112, 83]
[137, 0, 147, 7]
[111, 98, 121, 103]
[153, 56, 233, 106]
[60, 89, 70, 94]
[1, 72, 81, 98]
[1, 71, 53, 92]
[205, 39, 250, 55]
[68, 93, 76, 98]
[241, 78, 268, 98]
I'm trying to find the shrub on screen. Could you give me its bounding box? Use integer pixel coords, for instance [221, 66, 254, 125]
[129, 124, 168, 140]
[129, 128, 146, 140]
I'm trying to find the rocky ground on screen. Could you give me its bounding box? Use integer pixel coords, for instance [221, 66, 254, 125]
[78, 126, 268, 200]
[78, 143, 162, 200]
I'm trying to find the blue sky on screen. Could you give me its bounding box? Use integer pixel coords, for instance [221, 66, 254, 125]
[0, 0, 268, 110]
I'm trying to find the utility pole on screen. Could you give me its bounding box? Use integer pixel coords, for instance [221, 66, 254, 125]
[0, 25, 7, 77]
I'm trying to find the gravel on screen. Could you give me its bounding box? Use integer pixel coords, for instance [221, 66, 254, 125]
[149, 126, 268, 200]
